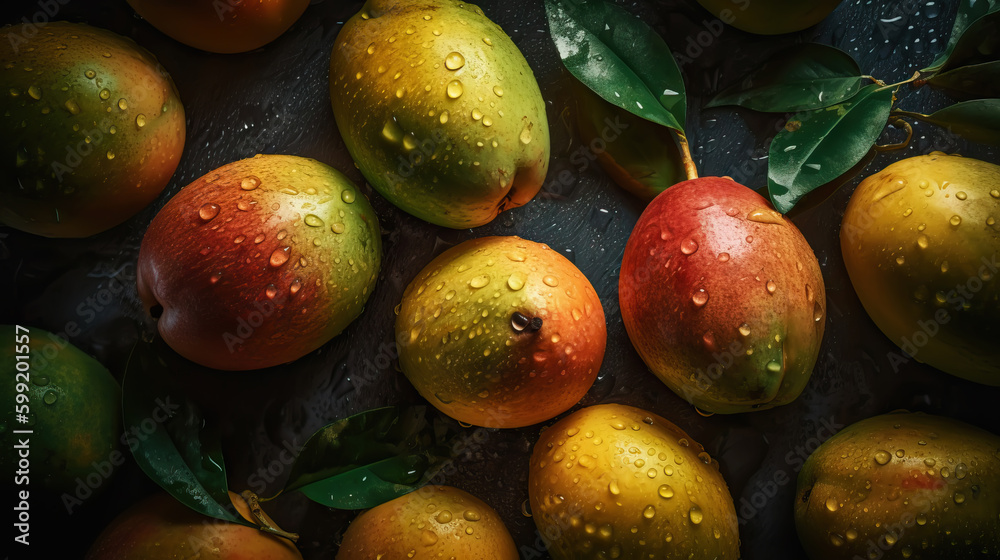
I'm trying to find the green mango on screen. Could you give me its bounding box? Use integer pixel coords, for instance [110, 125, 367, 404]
[329, 0, 549, 228]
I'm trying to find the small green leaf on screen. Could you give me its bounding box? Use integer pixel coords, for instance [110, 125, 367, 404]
[282, 405, 443, 509]
[896, 100, 1000, 145]
[768, 84, 895, 214]
[122, 339, 250, 526]
[707, 43, 862, 112]
[545, 0, 686, 131]
[927, 60, 1000, 98]
[924, 0, 1000, 72]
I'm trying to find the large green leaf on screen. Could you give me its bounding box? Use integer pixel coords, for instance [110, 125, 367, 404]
[928, 60, 1000, 98]
[282, 405, 443, 509]
[707, 43, 862, 112]
[768, 84, 895, 214]
[122, 338, 250, 526]
[544, 0, 686, 131]
[924, 0, 1000, 72]
[895, 100, 1000, 145]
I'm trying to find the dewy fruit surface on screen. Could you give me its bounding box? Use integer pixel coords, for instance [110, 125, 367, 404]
[330, 0, 550, 228]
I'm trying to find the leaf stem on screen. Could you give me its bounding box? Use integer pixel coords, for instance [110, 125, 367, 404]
[875, 118, 914, 152]
[672, 129, 699, 180]
[241, 490, 300, 543]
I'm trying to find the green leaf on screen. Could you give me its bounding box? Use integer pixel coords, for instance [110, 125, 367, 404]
[122, 338, 250, 526]
[924, 0, 1000, 72]
[895, 100, 1000, 145]
[544, 0, 686, 131]
[768, 84, 895, 214]
[927, 60, 1000, 98]
[707, 43, 862, 112]
[282, 405, 443, 509]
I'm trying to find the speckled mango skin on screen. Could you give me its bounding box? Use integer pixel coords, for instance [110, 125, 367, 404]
[529, 403, 740, 560]
[396, 236, 606, 428]
[619, 177, 826, 414]
[1, 21, 185, 237]
[841, 153, 1000, 386]
[335, 486, 518, 560]
[795, 412, 1000, 560]
[85, 491, 302, 560]
[137, 155, 382, 371]
[329, 0, 549, 229]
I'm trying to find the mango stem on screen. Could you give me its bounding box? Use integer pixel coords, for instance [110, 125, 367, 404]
[875, 118, 913, 152]
[672, 129, 699, 181]
[241, 490, 300, 543]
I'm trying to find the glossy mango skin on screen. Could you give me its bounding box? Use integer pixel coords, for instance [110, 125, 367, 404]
[529, 404, 740, 560]
[1, 21, 185, 237]
[128, 0, 309, 53]
[619, 177, 826, 413]
[86, 491, 302, 560]
[695, 0, 843, 35]
[396, 236, 606, 428]
[336, 486, 518, 560]
[0, 325, 120, 494]
[137, 155, 382, 371]
[841, 153, 1000, 386]
[330, 0, 550, 228]
[573, 80, 687, 202]
[795, 412, 1000, 560]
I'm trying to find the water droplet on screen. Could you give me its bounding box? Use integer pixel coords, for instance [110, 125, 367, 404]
[520, 125, 532, 144]
[269, 247, 290, 267]
[747, 209, 784, 224]
[198, 203, 220, 221]
[382, 119, 403, 143]
[955, 463, 968, 479]
[241, 176, 261, 191]
[445, 51, 465, 70]
[717, 252, 730, 262]
[608, 480, 620, 495]
[304, 214, 324, 227]
[42, 391, 57, 405]
[341, 190, 356, 203]
[542, 275, 559, 287]
[826, 497, 839, 512]
[331, 222, 346, 234]
[680, 239, 699, 255]
[446, 80, 463, 98]
[642, 505, 656, 519]
[874, 450, 891, 465]
[64, 99, 80, 114]
[106, 150, 115, 160]
[265, 284, 278, 299]
[507, 273, 525, 291]
[136, 113, 146, 128]
[27, 85, 41, 99]
[85, 69, 96, 79]
[766, 280, 777, 294]
[766, 360, 782, 374]
[692, 289, 709, 307]
[117, 98, 127, 110]
[436, 510, 452, 523]
[688, 506, 704, 525]
[917, 234, 929, 249]
[366, 42, 376, 54]
[896, 256, 906, 265]
[738, 323, 751, 336]
[991, 189, 1000, 199]
[470, 275, 490, 289]
[949, 215, 962, 226]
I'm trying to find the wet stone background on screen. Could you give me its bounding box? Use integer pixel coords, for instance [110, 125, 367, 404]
[1, 0, 999, 558]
